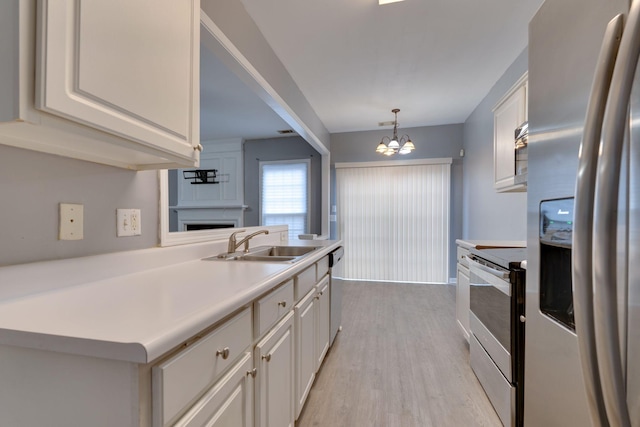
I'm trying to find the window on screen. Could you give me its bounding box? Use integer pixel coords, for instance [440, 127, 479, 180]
[260, 160, 310, 240]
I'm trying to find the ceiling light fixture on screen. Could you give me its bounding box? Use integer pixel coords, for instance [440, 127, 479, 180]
[375, 109, 415, 156]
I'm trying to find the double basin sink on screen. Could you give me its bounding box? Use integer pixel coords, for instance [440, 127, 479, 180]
[204, 245, 319, 263]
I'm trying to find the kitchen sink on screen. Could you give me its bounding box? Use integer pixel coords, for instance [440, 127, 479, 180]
[203, 245, 319, 263]
[248, 246, 317, 257]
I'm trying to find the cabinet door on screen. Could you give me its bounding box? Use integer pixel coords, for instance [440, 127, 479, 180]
[456, 264, 471, 341]
[493, 76, 527, 192]
[315, 278, 330, 370]
[174, 352, 254, 427]
[294, 289, 316, 419]
[254, 312, 295, 427]
[36, 0, 200, 166]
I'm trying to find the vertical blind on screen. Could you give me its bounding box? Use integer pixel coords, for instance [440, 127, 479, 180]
[336, 161, 450, 283]
[260, 160, 309, 240]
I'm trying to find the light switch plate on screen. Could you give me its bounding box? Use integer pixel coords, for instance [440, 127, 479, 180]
[117, 209, 141, 237]
[59, 203, 84, 240]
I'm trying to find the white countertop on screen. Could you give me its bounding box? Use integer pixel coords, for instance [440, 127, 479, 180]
[0, 239, 341, 364]
[455, 239, 526, 250]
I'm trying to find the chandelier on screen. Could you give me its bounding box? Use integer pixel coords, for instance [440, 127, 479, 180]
[375, 109, 415, 156]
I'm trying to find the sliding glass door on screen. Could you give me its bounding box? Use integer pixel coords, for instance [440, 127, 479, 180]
[336, 160, 450, 283]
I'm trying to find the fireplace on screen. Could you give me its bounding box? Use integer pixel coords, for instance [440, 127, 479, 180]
[174, 207, 245, 231]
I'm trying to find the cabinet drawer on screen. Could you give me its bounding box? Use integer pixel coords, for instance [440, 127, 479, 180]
[173, 352, 254, 427]
[295, 264, 317, 300]
[152, 308, 252, 427]
[254, 279, 294, 338]
[316, 256, 329, 282]
[457, 246, 470, 268]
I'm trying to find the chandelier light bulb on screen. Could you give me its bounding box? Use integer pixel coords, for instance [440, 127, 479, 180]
[402, 140, 415, 152]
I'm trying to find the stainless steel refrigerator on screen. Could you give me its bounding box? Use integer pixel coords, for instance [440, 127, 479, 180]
[525, 0, 640, 425]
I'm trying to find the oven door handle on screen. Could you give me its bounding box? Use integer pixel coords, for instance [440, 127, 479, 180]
[468, 258, 511, 297]
[467, 257, 509, 279]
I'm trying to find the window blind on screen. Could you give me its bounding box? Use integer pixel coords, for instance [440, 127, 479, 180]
[336, 162, 450, 283]
[260, 160, 309, 240]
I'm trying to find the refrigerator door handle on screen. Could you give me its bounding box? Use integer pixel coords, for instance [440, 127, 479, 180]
[594, 2, 640, 426]
[574, 13, 624, 427]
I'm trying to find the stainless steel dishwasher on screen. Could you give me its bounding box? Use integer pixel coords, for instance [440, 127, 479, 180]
[328, 246, 344, 346]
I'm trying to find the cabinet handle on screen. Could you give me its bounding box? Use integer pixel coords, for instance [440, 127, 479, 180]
[216, 347, 230, 360]
[262, 354, 272, 362]
[195, 144, 203, 152]
[247, 368, 257, 378]
[314, 295, 320, 300]
[278, 301, 287, 308]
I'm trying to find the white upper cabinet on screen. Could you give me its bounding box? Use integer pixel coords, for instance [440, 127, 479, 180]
[0, 0, 200, 170]
[493, 73, 528, 192]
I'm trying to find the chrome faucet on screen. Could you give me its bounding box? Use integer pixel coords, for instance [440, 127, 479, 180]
[227, 229, 269, 253]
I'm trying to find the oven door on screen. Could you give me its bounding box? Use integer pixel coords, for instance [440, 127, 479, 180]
[468, 256, 513, 382]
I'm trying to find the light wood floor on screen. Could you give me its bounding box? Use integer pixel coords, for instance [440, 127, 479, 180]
[296, 280, 502, 427]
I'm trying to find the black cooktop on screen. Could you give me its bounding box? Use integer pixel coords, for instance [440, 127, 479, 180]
[470, 247, 527, 270]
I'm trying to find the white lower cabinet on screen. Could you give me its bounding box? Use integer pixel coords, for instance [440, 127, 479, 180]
[254, 279, 294, 339]
[456, 245, 471, 341]
[295, 288, 317, 418]
[152, 308, 253, 426]
[254, 312, 295, 427]
[154, 264, 332, 427]
[456, 264, 471, 340]
[174, 352, 254, 427]
[315, 277, 330, 369]
[294, 275, 331, 419]
[0, 257, 337, 426]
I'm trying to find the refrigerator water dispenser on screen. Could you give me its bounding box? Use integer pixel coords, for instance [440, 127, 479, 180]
[539, 198, 575, 330]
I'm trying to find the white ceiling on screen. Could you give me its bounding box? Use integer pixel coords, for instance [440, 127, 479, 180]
[201, 0, 545, 140]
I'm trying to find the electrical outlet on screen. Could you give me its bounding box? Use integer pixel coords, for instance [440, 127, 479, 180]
[117, 209, 142, 237]
[59, 203, 84, 240]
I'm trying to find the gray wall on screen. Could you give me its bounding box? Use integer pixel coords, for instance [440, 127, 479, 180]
[0, 145, 159, 267]
[462, 48, 528, 240]
[244, 137, 323, 234]
[330, 124, 464, 280]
